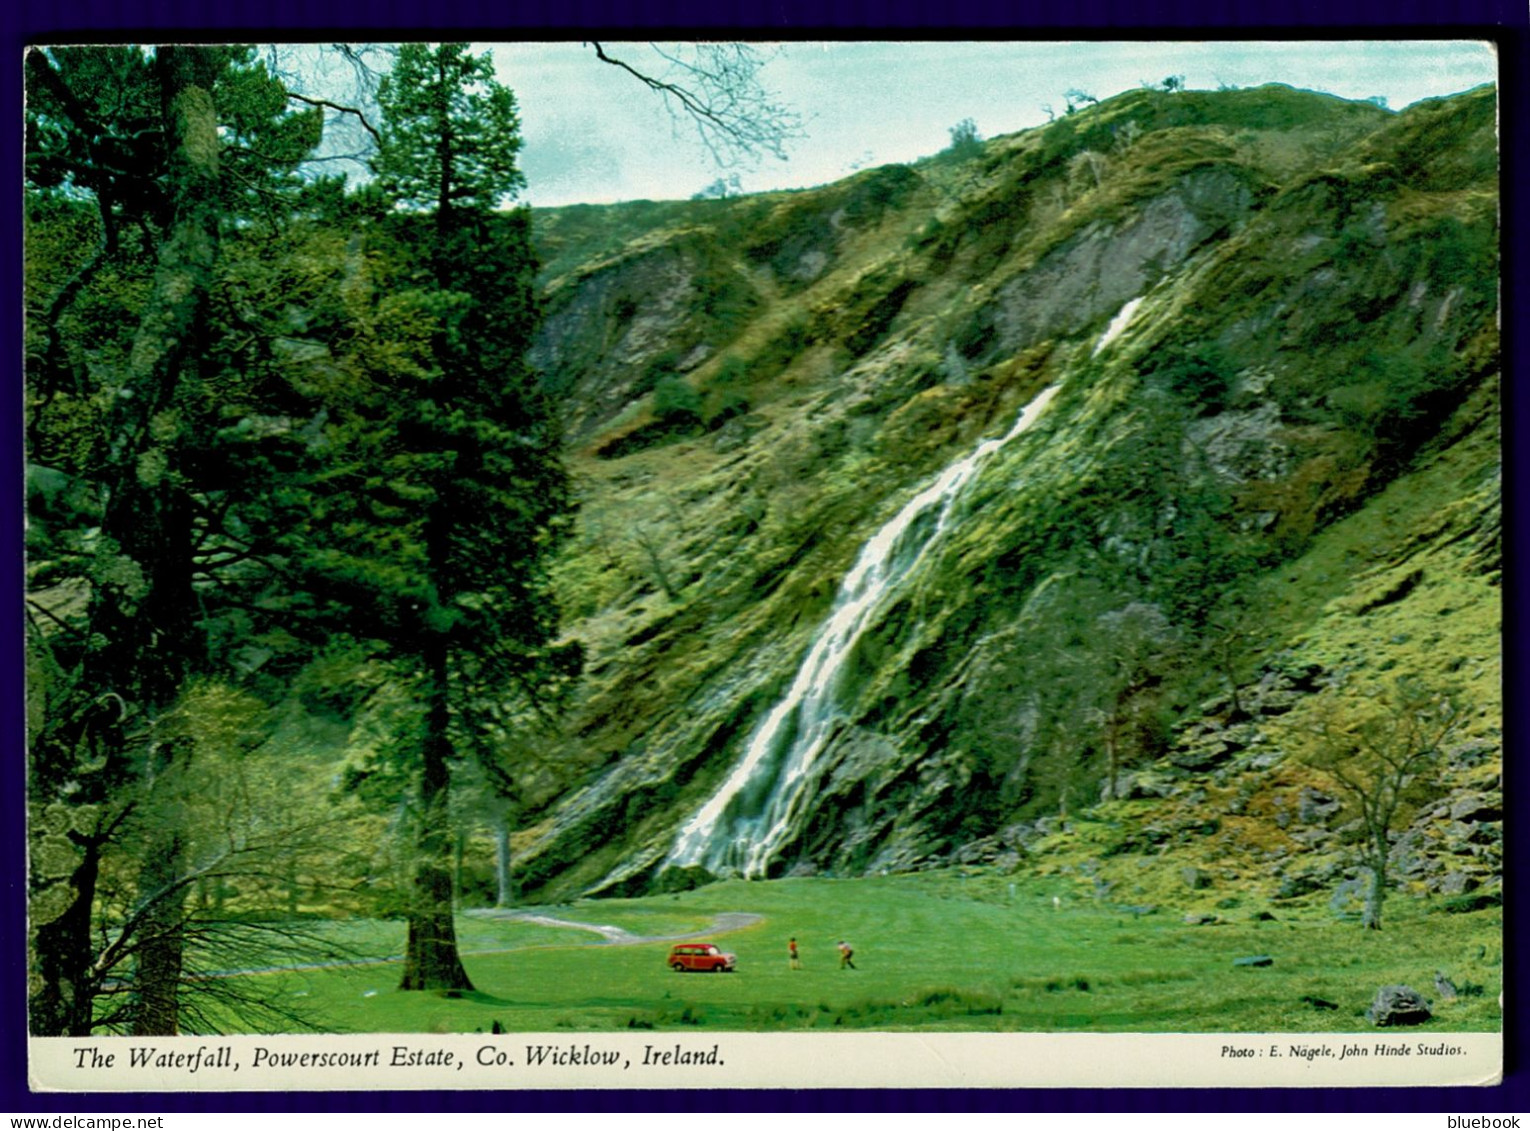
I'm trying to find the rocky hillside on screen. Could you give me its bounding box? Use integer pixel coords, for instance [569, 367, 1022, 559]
[513, 83, 1500, 912]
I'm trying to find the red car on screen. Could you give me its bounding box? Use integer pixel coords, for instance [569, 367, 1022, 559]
[668, 942, 736, 973]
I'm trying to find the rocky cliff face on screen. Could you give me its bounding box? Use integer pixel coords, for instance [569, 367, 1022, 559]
[516, 83, 1500, 909]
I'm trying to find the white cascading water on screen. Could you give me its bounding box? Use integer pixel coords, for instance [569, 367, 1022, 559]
[666, 385, 1061, 878]
[1093, 296, 1143, 356]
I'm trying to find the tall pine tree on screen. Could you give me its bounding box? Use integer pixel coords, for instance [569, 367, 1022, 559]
[310, 42, 578, 990]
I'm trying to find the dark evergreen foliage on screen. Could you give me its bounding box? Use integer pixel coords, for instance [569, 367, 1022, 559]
[322, 42, 579, 991]
[25, 44, 324, 1036]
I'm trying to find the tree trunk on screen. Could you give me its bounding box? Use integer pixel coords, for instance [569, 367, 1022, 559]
[30, 47, 222, 1039]
[454, 828, 466, 901]
[1102, 718, 1120, 802]
[130, 727, 195, 1036]
[494, 807, 513, 909]
[115, 50, 224, 1037]
[29, 838, 104, 1036]
[1362, 841, 1388, 930]
[130, 827, 187, 1035]
[399, 641, 473, 992]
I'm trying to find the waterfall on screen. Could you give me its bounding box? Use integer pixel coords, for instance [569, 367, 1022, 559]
[1093, 296, 1143, 356]
[666, 385, 1060, 878]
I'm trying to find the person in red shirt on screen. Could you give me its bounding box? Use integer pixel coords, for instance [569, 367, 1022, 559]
[788, 937, 801, 969]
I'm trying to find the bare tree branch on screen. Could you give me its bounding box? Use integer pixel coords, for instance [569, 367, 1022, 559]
[263, 43, 392, 178]
[285, 91, 382, 145]
[586, 41, 805, 167]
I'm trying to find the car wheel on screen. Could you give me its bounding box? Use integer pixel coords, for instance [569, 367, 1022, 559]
[672, 962, 685, 972]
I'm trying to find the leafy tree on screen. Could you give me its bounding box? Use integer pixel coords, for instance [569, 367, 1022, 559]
[25, 44, 326, 1037]
[692, 173, 744, 200]
[652, 375, 705, 435]
[1287, 678, 1463, 930]
[1089, 602, 1179, 801]
[1143, 344, 1236, 415]
[1063, 89, 1097, 114]
[944, 117, 983, 159]
[1198, 591, 1273, 722]
[309, 42, 580, 991]
[77, 683, 373, 1035]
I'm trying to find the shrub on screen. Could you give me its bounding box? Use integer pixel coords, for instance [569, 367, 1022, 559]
[1328, 345, 1464, 471]
[1437, 890, 1502, 915]
[1420, 215, 1497, 287]
[631, 348, 683, 397]
[945, 118, 983, 160]
[712, 355, 750, 387]
[704, 388, 751, 430]
[841, 164, 922, 228]
[1143, 345, 1236, 414]
[652, 375, 701, 420]
[747, 313, 812, 380]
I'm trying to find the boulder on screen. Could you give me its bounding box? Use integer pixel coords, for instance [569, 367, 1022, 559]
[1438, 871, 1479, 896]
[1275, 873, 1323, 899]
[1169, 744, 1234, 771]
[951, 836, 1003, 865]
[999, 822, 1038, 850]
[1466, 822, 1502, 846]
[1117, 769, 1177, 800]
[1297, 786, 1341, 825]
[1254, 689, 1304, 716]
[1450, 795, 1502, 823]
[1233, 955, 1274, 967]
[1438, 889, 1502, 914]
[1365, 985, 1432, 1027]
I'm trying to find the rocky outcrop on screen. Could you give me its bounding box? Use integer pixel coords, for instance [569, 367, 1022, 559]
[981, 165, 1256, 361]
[530, 231, 761, 443]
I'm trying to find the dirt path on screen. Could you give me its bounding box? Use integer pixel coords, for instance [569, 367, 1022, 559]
[460, 908, 762, 946]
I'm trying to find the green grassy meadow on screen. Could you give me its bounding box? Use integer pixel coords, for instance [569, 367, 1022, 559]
[202, 872, 1501, 1035]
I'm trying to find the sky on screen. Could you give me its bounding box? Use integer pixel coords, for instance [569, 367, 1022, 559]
[482, 40, 1498, 208]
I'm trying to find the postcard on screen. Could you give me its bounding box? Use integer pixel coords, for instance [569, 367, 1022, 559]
[22, 39, 1502, 1094]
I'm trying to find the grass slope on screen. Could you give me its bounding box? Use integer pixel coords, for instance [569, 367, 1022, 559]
[202, 872, 1499, 1035]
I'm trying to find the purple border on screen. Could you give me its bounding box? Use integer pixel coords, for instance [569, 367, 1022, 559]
[4, 0, 1525, 1115]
